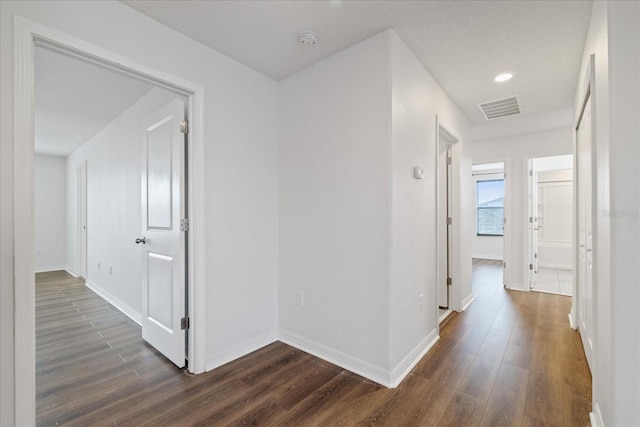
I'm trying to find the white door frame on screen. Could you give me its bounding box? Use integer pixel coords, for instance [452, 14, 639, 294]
[435, 116, 463, 322]
[13, 16, 206, 425]
[521, 151, 574, 293]
[524, 154, 574, 293]
[573, 54, 597, 367]
[76, 162, 87, 279]
[470, 158, 512, 289]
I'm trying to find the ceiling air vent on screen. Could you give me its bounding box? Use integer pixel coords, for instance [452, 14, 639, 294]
[477, 96, 521, 120]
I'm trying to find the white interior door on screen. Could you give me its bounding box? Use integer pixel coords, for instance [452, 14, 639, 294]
[533, 172, 540, 274]
[438, 131, 453, 310]
[577, 96, 593, 369]
[77, 163, 87, 279]
[139, 99, 186, 368]
[527, 161, 540, 288]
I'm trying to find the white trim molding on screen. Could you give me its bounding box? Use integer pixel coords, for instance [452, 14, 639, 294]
[85, 279, 142, 325]
[12, 15, 207, 424]
[34, 265, 68, 274]
[279, 330, 392, 387]
[13, 15, 37, 427]
[206, 332, 277, 372]
[461, 294, 474, 311]
[590, 402, 604, 427]
[389, 329, 439, 388]
[279, 331, 438, 389]
[568, 309, 577, 330]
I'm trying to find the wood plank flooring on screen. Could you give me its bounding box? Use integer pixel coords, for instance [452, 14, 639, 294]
[36, 263, 591, 426]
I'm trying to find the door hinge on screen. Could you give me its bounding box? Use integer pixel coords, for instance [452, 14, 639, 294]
[503, 217, 507, 224]
[529, 264, 533, 270]
[529, 216, 533, 224]
[446, 277, 452, 286]
[503, 262, 506, 269]
[180, 120, 189, 134]
[529, 170, 533, 177]
[446, 156, 452, 165]
[534, 253, 538, 259]
[180, 218, 190, 231]
[447, 217, 452, 226]
[181, 317, 190, 330]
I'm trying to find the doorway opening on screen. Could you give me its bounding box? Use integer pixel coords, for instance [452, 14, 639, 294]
[13, 17, 207, 422]
[436, 120, 460, 323]
[526, 155, 574, 296]
[471, 162, 506, 296]
[33, 41, 192, 419]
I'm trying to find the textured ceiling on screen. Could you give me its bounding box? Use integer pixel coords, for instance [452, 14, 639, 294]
[35, 46, 154, 156]
[122, 0, 592, 126]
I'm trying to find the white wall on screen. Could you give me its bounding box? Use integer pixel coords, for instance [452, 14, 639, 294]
[279, 30, 392, 379]
[34, 155, 67, 272]
[66, 88, 179, 322]
[472, 171, 504, 260]
[279, 29, 472, 386]
[606, 3, 640, 423]
[1, 2, 279, 422]
[472, 127, 573, 290]
[576, 1, 640, 425]
[388, 31, 472, 375]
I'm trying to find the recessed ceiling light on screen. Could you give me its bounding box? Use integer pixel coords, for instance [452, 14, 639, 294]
[494, 73, 513, 82]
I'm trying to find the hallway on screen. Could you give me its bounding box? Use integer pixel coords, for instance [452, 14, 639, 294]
[36, 268, 591, 426]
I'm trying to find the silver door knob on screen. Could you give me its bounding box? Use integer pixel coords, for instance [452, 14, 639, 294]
[135, 237, 146, 244]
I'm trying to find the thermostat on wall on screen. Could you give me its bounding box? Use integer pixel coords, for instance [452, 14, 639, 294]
[413, 166, 425, 179]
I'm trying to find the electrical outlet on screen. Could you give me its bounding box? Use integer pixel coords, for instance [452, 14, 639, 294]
[296, 291, 304, 307]
[419, 294, 424, 312]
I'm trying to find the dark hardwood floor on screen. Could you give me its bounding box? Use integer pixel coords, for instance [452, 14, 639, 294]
[36, 263, 591, 426]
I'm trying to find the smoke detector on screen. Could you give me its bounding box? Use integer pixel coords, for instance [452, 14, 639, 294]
[298, 31, 318, 46]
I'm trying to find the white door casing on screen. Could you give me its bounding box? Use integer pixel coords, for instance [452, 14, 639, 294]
[140, 99, 186, 368]
[13, 17, 206, 425]
[533, 171, 540, 274]
[77, 163, 87, 279]
[527, 159, 539, 289]
[437, 141, 452, 310]
[436, 117, 462, 316]
[577, 95, 593, 369]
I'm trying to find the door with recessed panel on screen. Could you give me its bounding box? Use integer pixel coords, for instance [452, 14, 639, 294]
[138, 99, 186, 368]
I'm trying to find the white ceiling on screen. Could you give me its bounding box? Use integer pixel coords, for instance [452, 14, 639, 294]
[35, 46, 154, 156]
[122, 0, 592, 126]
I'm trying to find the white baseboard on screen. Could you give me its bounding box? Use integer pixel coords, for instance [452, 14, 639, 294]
[35, 265, 68, 273]
[439, 309, 453, 323]
[65, 267, 78, 277]
[206, 331, 277, 372]
[84, 279, 142, 325]
[568, 309, 577, 330]
[506, 282, 527, 292]
[389, 329, 439, 387]
[538, 263, 572, 270]
[590, 402, 604, 427]
[461, 293, 474, 311]
[279, 330, 391, 387]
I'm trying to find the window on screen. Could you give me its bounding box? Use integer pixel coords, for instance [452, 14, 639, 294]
[477, 179, 504, 236]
